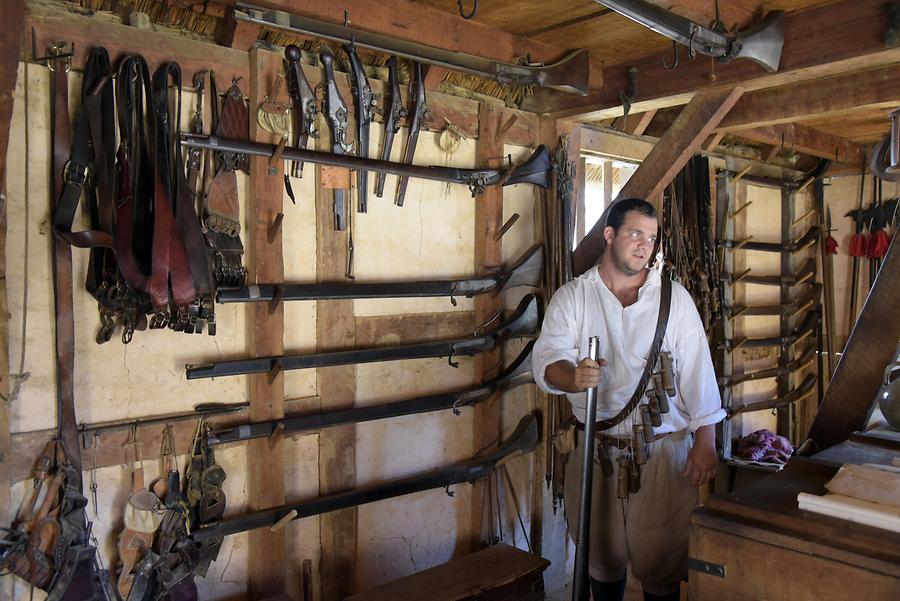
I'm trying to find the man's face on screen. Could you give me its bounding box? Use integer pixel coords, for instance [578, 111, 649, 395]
[604, 210, 658, 276]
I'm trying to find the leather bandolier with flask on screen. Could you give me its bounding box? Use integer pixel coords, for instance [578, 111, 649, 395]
[577, 278, 675, 499]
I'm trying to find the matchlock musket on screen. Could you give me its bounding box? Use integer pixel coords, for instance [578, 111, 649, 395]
[216, 244, 542, 304]
[185, 293, 540, 380]
[208, 340, 535, 446]
[192, 414, 539, 541]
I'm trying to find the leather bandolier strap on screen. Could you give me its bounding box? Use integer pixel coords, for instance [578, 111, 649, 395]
[594, 276, 673, 432]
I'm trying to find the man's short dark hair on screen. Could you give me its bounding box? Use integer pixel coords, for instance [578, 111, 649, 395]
[606, 197, 657, 232]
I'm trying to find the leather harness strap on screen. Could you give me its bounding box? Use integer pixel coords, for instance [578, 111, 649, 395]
[594, 276, 673, 432]
[149, 63, 196, 319]
[49, 45, 82, 479]
[113, 54, 153, 294]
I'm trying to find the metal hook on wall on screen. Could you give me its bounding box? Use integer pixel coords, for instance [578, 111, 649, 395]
[662, 41, 680, 70]
[457, 0, 478, 20]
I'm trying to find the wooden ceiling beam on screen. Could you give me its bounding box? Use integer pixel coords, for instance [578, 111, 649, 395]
[541, 0, 900, 120]
[236, 0, 602, 89]
[735, 123, 865, 164]
[572, 87, 744, 275]
[719, 64, 900, 131]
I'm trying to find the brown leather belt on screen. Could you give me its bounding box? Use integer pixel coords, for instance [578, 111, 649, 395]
[575, 421, 673, 447]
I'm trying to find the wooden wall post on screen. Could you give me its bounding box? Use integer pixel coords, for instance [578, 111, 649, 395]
[247, 47, 287, 597]
[470, 102, 505, 549]
[316, 115, 357, 599]
[0, 1, 23, 555]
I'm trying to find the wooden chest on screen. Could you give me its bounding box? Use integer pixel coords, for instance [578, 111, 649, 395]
[689, 442, 900, 601]
[345, 543, 550, 601]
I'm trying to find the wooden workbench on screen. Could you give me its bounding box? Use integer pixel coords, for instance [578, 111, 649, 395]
[689, 428, 900, 600]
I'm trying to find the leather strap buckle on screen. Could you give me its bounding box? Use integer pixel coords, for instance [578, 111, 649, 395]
[63, 160, 89, 186]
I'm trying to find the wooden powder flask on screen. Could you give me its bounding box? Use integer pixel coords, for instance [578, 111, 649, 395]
[646, 390, 663, 427]
[617, 456, 629, 500]
[659, 352, 676, 396]
[628, 457, 641, 494]
[652, 374, 671, 414]
[632, 426, 647, 465]
[640, 405, 655, 441]
[597, 442, 614, 477]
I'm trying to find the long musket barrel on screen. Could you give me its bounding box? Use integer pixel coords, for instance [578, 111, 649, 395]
[180, 134, 551, 195]
[573, 336, 601, 601]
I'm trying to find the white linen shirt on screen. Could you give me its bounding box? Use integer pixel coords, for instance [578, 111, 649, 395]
[533, 266, 725, 435]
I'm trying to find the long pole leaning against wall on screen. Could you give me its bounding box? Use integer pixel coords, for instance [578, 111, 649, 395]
[471, 102, 505, 548]
[247, 47, 287, 597]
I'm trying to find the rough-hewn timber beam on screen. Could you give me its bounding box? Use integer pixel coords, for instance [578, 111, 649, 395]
[736, 123, 865, 165]
[572, 88, 743, 275]
[542, 0, 899, 120]
[231, 0, 602, 89]
[719, 64, 900, 131]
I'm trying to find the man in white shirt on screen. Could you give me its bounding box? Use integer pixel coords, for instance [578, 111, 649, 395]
[533, 198, 724, 601]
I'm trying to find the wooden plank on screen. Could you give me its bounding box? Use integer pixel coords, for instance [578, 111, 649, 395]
[247, 0, 602, 91]
[572, 88, 743, 275]
[0, 0, 24, 546]
[247, 47, 287, 598]
[470, 102, 505, 549]
[545, 0, 900, 121]
[624, 110, 656, 136]
[355, 312, 473, 347]
[718, 64, 900, 132]
[805, 236, 900, 451]
[315, 81, 357, 598]
[28, 1, 249, 82]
